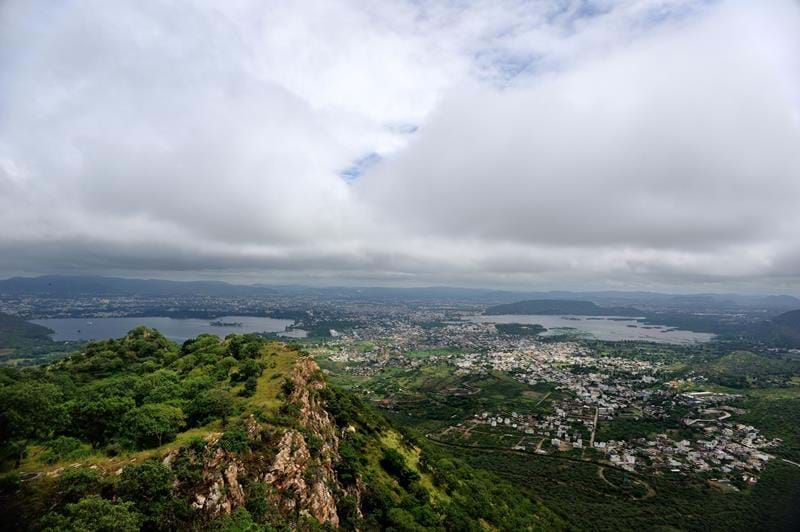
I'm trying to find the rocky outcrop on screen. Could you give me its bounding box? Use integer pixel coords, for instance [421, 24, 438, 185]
[265, 429, 339, 526]
[183, 442, 246, 517]
[168, 357, 356, 527]
[262, 357, 344, 526]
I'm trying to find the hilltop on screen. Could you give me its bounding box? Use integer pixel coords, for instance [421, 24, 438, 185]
[0, 329, 561, 531]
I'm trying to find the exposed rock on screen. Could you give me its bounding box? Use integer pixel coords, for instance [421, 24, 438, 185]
[191, 447, 246, 517]
[244, 414, 263, 439]
[162, 449, 178, 468]
[164, 357, 359, 528]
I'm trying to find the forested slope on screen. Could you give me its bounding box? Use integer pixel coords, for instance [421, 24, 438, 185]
[0, 329, 561, 531]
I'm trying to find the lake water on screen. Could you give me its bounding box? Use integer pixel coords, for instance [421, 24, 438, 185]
[468, 315, 714, 344]
[32, 316, 296, 342]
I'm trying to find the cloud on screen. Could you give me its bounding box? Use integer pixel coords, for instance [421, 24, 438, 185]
[0, 0, 799, 291]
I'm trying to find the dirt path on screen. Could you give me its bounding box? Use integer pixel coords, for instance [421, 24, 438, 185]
[597, 466, 655, 499]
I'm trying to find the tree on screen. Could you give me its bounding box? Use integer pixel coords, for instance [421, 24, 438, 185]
[240, 377, 258, 398]
[186, 388, 235, 427]
[211, 507, 265, 531]
[57, 467, 102, 504]
[118, 459, 177, 528]
[118, 460, 174, 504]
[232, 359, 262, 383]
[0, 381, 65, 466]
[133, 370, 183, 404]
[122, 403, 185, 448]
[41, 496, 141, 532]
[380, 448, 420, 489]
[68, 396, 135, 448]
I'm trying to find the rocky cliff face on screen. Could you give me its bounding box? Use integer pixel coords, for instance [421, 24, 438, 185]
[167, 357, 356, 527]
[264, 358, 343, 526]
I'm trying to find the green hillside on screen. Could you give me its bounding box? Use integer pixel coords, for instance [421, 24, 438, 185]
[748, 309, 800, 347]
[0, 329, 562, 531]
[0, 312, 78, 367]
[0, 312, 52, 346]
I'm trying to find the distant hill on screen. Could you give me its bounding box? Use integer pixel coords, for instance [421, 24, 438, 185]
[772, 309, 800, 328]
[0, 311, 53, 347]
[484, 299, 642, 316]
[0, 275, 797, 311]
[748, 309, 800, 347]
[0, 275, 277, 297]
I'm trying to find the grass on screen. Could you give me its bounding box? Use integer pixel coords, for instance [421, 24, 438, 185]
[379, 430, 449, 503]
[244, 342, 299, 412]
[16, 423, 223, 476]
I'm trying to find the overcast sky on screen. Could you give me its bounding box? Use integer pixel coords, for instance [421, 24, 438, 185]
[1, 0, 799, 293]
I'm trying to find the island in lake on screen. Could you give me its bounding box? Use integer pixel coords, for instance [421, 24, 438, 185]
[210, 320, 243, 327]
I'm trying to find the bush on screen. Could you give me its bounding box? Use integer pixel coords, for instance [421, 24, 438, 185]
[280, 378, 295, 398]
[121, 403, 185, 448]
[239, 377, 258, 398]
[244, 482, 270, 522]
[218, 427, 249, 454]
[232, 359, 263, 383]
[41, 496, 141, 532]
[58, 467, 102, 504]
[380, 448, 420, 489]
[40, 436, 91, 464]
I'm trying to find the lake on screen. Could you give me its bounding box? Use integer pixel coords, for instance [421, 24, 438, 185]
[32, 315, 297, 342]
[468, 314, 714, 344]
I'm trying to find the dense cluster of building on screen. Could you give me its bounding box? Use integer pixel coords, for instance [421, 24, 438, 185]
[324, 325, 779, 486]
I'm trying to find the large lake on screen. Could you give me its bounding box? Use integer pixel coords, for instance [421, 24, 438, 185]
[468, 315, 714, 344]
[32, 316, 298, 342]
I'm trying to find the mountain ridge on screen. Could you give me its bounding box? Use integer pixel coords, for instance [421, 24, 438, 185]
[484, 299, 643, 316]
[1, 275, 798, 309]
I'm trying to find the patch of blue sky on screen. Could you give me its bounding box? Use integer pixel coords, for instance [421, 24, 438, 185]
[473, 49, 542, 86]
[638, 0, 719, 30]
[545, 0, 614, 27]
[339, 152, 382, 183]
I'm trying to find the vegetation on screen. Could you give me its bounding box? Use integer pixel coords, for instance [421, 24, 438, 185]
[0, 329, 567, 531]
[451, 446, 800, 531]
[0, 312, 79, 366]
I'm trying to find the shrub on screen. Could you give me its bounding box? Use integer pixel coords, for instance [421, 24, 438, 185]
[219, 427, 250, 454]
[58, 467, 102, 504]
[40, 436, 90, 464]
[41, 496, 141, 532]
